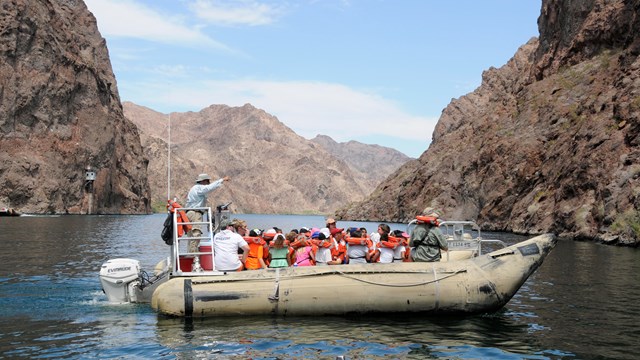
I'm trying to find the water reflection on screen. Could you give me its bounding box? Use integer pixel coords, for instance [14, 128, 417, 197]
[151, 313, 568, 359]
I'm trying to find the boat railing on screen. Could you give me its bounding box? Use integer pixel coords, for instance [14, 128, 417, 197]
[170, 206, 219, 276]
[408, 220, 507, 260]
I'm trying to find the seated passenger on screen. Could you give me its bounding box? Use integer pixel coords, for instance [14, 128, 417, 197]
[345, 228, 372, 264]
[285, 231, 298, 263]
[377, 224, 400, 264]
[213, 219, 249, 271]
[292, 236, 315, 266]
[393, 230, 409, 263]
[313, 228, 334, 266]
[369, 224, 389, 263]
[328, 227, 346, 265]
[269, 233, 291, 268]
[244, 232, 267, 270]
[231, 218, 248, 237]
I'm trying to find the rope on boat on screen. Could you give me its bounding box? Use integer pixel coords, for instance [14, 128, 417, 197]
[332, 268, 467, 288]
[190, 268, 467, 286]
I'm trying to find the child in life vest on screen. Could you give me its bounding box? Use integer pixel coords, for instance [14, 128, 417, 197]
[329, 227, 347, 265]
[243, 235, 267, 270]
[268, 233, 290, 268]
[292, 236, 315, 266]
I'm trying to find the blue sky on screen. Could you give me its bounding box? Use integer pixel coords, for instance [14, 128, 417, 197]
[85, 0, 541, 158]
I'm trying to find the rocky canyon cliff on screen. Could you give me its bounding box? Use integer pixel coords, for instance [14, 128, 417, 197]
[337, 0, 640, 246]
[0, 0, 150, 214]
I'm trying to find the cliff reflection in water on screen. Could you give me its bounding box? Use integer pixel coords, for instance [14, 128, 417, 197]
[0, 214, 638, 359]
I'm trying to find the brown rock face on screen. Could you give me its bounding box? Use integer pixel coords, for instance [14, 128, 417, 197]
[0, 0, 150, 214]
[124, 102, 409, 214]
[337, 0, 640, 246]
[533, 0, 640, 80]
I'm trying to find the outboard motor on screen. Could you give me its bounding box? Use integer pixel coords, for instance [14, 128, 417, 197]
[100, 258, 142, 303]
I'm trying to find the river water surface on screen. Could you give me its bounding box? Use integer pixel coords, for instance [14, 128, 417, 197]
[0, 214, 638, 359]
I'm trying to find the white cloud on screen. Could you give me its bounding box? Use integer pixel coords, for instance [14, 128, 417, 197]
[121, 78, 438, 144]
[85, 0, 231, 50]
[188, 0, 286, 26]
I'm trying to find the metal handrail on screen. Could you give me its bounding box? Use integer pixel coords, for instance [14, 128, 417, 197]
[407, 220, 507, 259]
[171, 206, 214, 275]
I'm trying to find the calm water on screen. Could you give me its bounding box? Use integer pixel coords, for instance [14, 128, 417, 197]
[0, 214, 638, 359]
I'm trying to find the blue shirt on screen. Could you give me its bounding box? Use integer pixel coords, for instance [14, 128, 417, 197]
[185, 179, 224, 208]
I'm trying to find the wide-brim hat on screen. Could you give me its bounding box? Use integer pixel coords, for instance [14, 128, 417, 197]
[421, 207, 442, 218]
[196, 173, 212, 183]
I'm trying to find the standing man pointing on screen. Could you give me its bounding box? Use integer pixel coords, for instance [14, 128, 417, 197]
[185, 173, 230, 253]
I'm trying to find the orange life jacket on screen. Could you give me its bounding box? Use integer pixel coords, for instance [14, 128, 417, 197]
[243, 236, 270, 265]
[345, 235, 372, 248]
[290, 235, 310, 249]
[331, 241, 347, 261]
[243, 236, 266, 245]
[379, 235, 403, 249]
[310, 238, 333, 248]
[416, 215, 440, 226]
[167, 199, 192, 236]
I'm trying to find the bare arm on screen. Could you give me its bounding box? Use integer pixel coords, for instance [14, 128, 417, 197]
[240, 245, 249, 263]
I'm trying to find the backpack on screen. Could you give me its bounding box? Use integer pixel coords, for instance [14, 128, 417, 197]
[161, 213, 173, 245]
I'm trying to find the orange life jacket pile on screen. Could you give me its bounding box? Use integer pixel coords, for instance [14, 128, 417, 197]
[167, 199, 192, 237]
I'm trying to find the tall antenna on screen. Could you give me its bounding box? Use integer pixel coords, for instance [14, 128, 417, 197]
[167, 112, 171, 201]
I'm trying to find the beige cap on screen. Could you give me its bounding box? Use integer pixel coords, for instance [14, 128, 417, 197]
[196, 173, 212, 183]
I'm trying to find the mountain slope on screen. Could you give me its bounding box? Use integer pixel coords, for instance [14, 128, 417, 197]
[124, 102, 410, 214]
[310, 135, 411, 189]
[337, 0, 640, 246]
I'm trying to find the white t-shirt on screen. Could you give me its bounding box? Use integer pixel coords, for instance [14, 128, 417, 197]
[315, 240, 333, 264]
[379, 247, 395, 263]
[393, 245, 406, 262]
[370, 232, 380, 250]
[347, 244, 368, 264]
[213, 229, 248, 271]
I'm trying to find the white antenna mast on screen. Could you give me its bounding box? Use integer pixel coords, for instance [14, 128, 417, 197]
[167, 112, 171, 201]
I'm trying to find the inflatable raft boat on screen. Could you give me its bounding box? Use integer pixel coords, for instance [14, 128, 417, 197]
[99, 205, 556, 318]
[151, 233, 555, 317]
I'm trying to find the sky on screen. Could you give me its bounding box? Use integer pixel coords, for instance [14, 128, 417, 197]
[84, 0, 541, 158]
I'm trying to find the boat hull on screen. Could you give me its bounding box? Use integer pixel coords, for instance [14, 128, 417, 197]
[152, 234, 556, 317]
